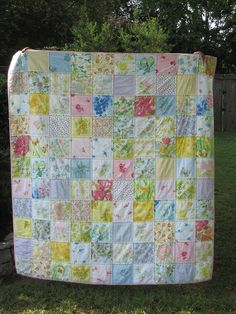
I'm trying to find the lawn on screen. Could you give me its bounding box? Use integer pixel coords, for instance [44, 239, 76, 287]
[0, 132, 235, 314]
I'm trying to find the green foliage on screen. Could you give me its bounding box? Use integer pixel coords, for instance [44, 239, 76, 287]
[67, 5, 170, 53]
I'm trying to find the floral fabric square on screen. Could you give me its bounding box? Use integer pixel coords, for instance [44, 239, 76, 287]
[71, 95, 92, 116]
[9, 50, 216, 285]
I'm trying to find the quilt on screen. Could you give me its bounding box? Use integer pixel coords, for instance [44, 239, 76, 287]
[8, 49, 217, 285]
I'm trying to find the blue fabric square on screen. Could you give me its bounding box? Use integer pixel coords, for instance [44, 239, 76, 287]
[32, 179, 50, 200]
[112, 264, 133, 284]
[91, 223, 112, 242]
[176, 115, 196, 136]
[175, 221, 195, 242]
[49, 52, 71, 72]
[176, 158, 196, 178]
[14, 52, 28, 72]
[174, 263, 195, 283]
[134, 243, 154, 263]
[196, 96, 212, 116]
[71, 243, 91, 264]
[13, 199, 32, 218]
[156, 96, 176, 115]
[113, 223, 132, 242]
[51, 180, 70, 200]
[93, 96, 113, 116]
[71, 158, 91, 179]
[154, 200, 175, 221]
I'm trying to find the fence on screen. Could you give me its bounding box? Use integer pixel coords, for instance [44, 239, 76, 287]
[214, 74, 236, 132]
[0, 67, 236, 132]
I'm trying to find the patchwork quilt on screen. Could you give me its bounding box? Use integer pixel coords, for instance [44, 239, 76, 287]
[8, 49, 216, 285]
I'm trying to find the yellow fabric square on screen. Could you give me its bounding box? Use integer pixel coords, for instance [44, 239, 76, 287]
[28, 50, 49, 72]
[133, 201, 154, 221]
[92, 201, 112, 222]
[71, 265, 91, 282]
[29, 93, 49, 114]
[71, 222, 91, 242]
[14, 218, 32, 238]
[50, 242, 70, 262]
[176, 74, 197, 96]
[176, 136, 196, 157]
[72, 117, 92, 137]
[156, 158, 176, 178]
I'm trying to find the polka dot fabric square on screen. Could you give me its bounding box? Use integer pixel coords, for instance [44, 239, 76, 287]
[8, 49, 216, 285]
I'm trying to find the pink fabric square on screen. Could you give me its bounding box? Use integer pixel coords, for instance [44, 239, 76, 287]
[155, 180, 175, 200]
[12, 178, 32, 198]
[92, 265, 112, 284]
[113, 159, 134, 179]
[174, 242, 195, 263]
[71, 94, 92, 116]
[157, 53, 179, 75]
[71, 138, 90, 157]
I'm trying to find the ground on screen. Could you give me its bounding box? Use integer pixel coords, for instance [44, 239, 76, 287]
[0, 132, 235, 314]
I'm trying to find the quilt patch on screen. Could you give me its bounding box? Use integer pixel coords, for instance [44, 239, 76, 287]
[8, 50, 216, 285]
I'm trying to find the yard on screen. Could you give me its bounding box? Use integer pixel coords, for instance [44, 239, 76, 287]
[0, 132, 235, 314]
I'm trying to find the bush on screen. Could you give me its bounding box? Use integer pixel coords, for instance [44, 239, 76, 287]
[66, 6, 170, 53]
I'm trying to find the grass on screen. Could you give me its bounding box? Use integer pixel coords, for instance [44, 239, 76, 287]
[0, 132, 236, 314]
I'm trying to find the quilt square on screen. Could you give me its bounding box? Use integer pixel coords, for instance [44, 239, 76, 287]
[91, 223, 112, 243]
[71, 95, 92, 116]
[92, 265, 112, 284]
[49, 95, 70, 115]
[133, 264, 154, 284]
[134, 243, 154, 263]
[114, 116, 134, 138]
[28, 50, 49, 72]
[112, 264, 133, 284]
[93, 96, 113, 116]
[92, 117, 113, 137]
[71, 53, 92, 75]
[115, 54, 135, 75]
[134, 96, 156, 116]
[157, 53, 178, 75]
[92, 53, 114, 75]
[113, 243, 133, 264]
[71, 243, 91, 264]
[114, 96, 135, 116]
[113, 222, 132, 242]
[71, 158, 91, 179]
[71, 221, 92, 243]
[114, 75, 136, 96]
[92, 160, 112, 179]
[71, 265, 91, 283]
[133, 201, 154, 222]
[49, 52, 71, 72]
[113, 159, 134, 179]
[136, 55, 156, 75]
[92, 243, 112, 264]
[154, 200, 175, 221]
[133, 222, 154, 242]
[92, 201, 112, 222]
[156, 95, 176, 116]
[29, 93, 49, 115]
[72, 117, 92, 137]
[93, 75, 113, 95]
[72, 138, 91, 158]
[113, 201, 133, 222]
